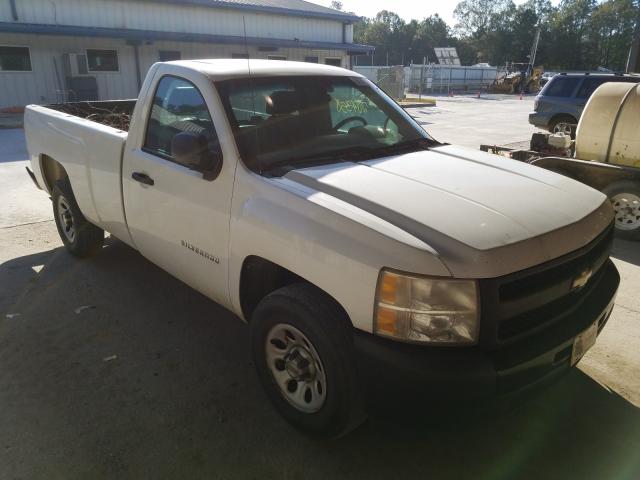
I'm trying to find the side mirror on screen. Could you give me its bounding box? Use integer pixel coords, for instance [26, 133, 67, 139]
[171, 131, 223, 181]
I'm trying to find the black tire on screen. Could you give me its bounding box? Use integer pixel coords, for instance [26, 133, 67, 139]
[52, 178, 104, 257]
[251, 283, 365, 438]
[548, 115, 577, 139]
[603, 180, 640, 241]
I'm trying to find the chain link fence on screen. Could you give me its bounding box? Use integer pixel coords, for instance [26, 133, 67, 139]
[408, 64, 498, 95]
[354, 64, 499, 97]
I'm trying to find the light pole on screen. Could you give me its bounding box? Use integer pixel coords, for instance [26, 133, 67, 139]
[627, 0, 640, 72]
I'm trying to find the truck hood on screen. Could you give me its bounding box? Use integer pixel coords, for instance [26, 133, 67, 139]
[283, 144, 612, 278]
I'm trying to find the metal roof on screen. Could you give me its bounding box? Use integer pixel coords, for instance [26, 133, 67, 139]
[142, 0, 361, 22]
[0, 22, 374, 53]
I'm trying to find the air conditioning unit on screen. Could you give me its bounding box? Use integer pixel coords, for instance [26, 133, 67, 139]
[62, 53, 89, 77]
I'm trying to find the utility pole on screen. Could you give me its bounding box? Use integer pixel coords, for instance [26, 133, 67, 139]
[627, 1, 640, 73]
[419, 56, 426, 101]
[529, 28, 541, 70]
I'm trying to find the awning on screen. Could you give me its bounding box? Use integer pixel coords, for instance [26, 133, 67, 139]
[0, 22, 375, 54]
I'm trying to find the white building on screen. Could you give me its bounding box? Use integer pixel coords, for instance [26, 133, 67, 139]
[0, 0, 373, 108]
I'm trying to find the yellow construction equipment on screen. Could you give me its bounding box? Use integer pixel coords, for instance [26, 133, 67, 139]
[491, 64, 544, 94]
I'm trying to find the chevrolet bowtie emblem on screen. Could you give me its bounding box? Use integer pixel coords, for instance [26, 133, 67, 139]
[572, 267, 593, 290]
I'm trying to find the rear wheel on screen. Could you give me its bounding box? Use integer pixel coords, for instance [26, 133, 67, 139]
[251, 283, 365, 438]
[603, 180, 640, 240]
[52, 178, 104, 257]
[549, 115, 577, 138]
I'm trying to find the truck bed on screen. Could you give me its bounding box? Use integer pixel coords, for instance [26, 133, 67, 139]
[45, 100, 136, 131]
[25, 101, 132, 245]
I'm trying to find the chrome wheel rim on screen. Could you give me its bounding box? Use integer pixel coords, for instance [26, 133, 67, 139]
[265, 324, 327, 413]
[57, 195, 76, 242]
[553, 122, 573, 136]
[612, 193, 640, 231]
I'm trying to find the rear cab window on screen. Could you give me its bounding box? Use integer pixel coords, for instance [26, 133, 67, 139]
[541, 76, 581, 97]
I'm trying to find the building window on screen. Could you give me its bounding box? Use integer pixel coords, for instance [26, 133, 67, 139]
[325, 58, 342, 67]
[159, 51, 181, 62]
[304, 56, 319, 63]
[267, 55, 287, 61]
[0, 46, 32, 72]
[232, 53, 249, 59]
[86, 49, 119, 72]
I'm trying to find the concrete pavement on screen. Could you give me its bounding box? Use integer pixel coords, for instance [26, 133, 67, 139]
[406, 93, 537, 148]
[0, 129, 51, 229]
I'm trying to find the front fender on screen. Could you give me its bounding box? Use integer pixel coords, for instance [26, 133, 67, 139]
[228, 170, 450, 332]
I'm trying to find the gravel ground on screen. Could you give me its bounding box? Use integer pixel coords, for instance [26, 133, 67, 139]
[1, 96, 640, 479]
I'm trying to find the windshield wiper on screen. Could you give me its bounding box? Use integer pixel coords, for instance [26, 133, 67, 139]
[371, 137, 434, 156]
[264, 146, 372, 172]
[264, 137, 434, 174]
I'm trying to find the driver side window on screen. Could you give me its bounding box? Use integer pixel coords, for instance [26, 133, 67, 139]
[144, 75, 222, 171]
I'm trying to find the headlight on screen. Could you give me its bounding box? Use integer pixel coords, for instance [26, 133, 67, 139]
[373, 269, 479, 345]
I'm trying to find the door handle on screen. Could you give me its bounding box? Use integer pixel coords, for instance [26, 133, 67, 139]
[131, 172, 154, 186]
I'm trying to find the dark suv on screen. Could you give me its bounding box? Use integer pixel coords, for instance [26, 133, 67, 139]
[529, 72, 640, 135]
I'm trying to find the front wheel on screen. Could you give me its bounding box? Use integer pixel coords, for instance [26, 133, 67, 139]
[52, 178, 104, 257]
[603, 180, 640, 240]
[251, 283, 365, 438]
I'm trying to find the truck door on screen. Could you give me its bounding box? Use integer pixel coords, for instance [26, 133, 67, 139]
[122, 74, 233, 308]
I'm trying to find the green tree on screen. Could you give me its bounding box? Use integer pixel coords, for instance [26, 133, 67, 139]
[453, 0, 513, 35]
[352, 0, 637, 71]
[589, 0, 637, 69]
[546, 0, 597, 69]
[411, 15, 451, 63]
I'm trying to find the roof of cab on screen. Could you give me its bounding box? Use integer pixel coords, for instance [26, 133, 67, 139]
[163, 59, 363, 80]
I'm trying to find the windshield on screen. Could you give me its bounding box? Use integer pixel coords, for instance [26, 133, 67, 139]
[216, 75, 435, 174]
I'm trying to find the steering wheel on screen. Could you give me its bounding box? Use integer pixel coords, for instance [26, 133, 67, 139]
[334, 116, 367, 131]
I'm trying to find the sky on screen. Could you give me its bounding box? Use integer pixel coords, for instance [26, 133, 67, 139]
[315, 0, 530, 27]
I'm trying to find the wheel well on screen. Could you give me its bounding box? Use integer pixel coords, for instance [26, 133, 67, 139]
[549, 113, 577, 126]
[40, 155, 68, 194]
[239, 256, 351, 326]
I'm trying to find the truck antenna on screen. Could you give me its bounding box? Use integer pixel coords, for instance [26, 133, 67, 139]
[242, 16, 262, 174]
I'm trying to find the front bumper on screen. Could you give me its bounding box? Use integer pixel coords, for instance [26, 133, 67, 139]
[353, 259, 619, 404]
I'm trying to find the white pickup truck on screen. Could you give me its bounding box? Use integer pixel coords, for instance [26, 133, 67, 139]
[25, 60, 619, 437]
